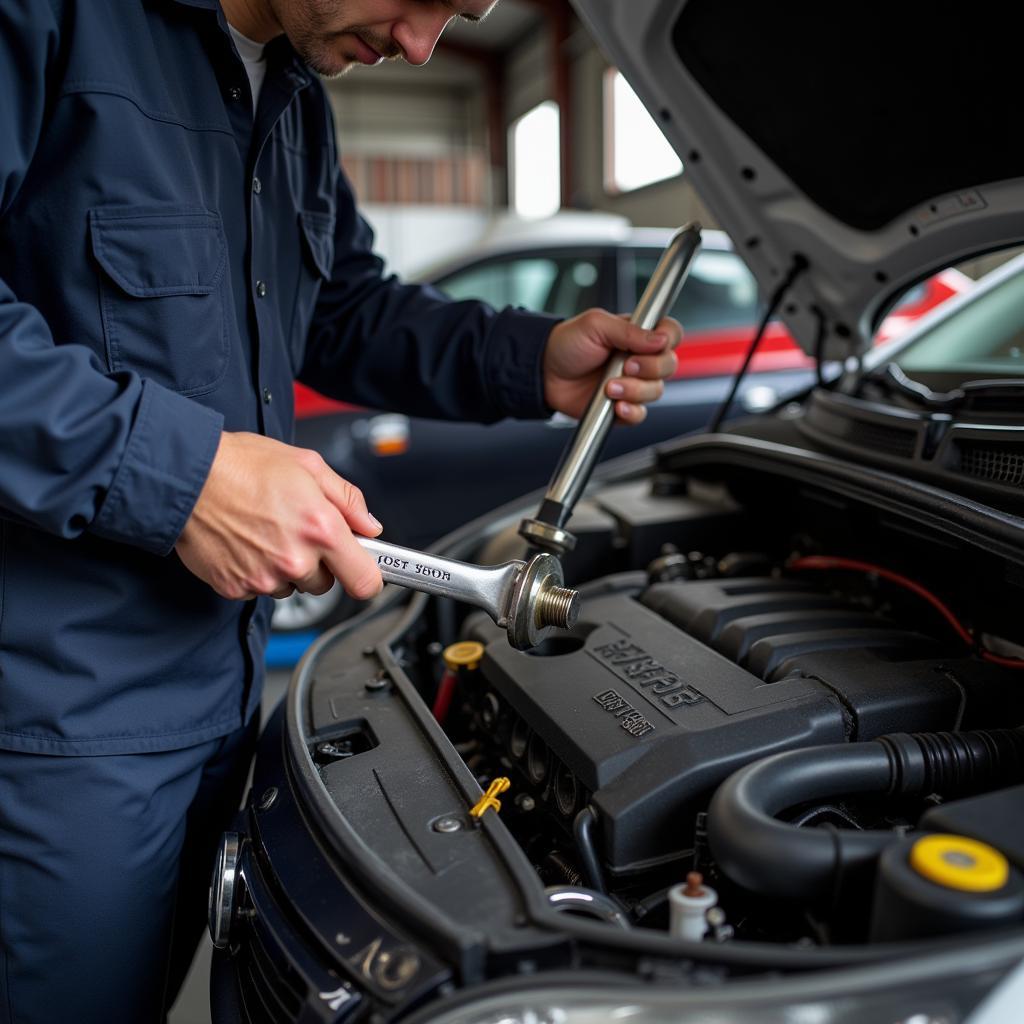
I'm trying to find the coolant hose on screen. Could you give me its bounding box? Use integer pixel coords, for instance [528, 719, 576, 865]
[574, 807, 607, 894]
[545, 886, 631, 929]
[707, 728, 1024, 901]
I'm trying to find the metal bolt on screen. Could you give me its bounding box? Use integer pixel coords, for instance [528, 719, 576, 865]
[365, 675, 389, 692]
[514, 794, 536, 812]
[258, 787, 278, 811]
[433, 817, 463, 833]
[535, 582, 578, 630]
[316, 741, 353, 761]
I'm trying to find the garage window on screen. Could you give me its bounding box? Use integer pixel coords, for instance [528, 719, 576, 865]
[605, 69, 683, 194]
[510, 101, 561, 219]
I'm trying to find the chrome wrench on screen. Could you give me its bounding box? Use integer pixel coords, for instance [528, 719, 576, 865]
[355, 536, 579, 651]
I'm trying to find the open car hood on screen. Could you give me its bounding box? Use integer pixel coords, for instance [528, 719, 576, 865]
[572, 0, 1024, 357]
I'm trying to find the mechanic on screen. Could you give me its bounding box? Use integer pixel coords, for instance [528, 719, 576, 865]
[0, 1, 680, 1020]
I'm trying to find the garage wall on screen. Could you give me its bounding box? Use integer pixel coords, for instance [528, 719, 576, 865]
[506, 24, 551, 124]
[568, 41, 715, 230]
[315, 13, 719, 271]
[502, 24, 715, 231]
[325, 77, 484, 157]
[323, 69, 493, 273]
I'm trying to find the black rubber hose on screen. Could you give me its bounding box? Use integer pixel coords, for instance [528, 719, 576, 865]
[707, 729, 1024, 902]
[573, 806, 607, 894]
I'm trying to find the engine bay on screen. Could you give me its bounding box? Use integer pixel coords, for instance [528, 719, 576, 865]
[458, 569, 1019, 882]
[287, 434, 1024, 982]
[403, 438, 1024, 954]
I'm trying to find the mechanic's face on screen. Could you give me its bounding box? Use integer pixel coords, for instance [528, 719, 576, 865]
[268, 0, 497, 77]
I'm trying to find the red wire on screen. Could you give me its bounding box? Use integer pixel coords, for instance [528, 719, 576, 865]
[980, 650, 1024, 669]
[787, 554, 1024, 670]
[432, 670, 458, 724]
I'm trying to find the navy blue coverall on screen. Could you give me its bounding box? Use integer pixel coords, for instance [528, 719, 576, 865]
[0, 1, 554, 1019]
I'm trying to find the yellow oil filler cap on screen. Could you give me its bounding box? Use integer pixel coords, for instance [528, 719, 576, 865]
[910, 834, 1010, 893]
[442, 641, 485, 672]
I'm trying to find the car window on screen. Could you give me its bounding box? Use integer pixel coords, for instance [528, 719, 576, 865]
[435, 255, 601, 318]
[633, 249, 760, 334]
[896, 260, 1024, 379]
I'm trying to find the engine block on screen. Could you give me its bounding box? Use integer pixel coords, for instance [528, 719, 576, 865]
[473, 574, 1011, 874]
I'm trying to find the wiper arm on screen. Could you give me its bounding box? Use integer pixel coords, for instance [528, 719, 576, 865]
[874, 363, 957, 409]
[869, 363, 1024, 413]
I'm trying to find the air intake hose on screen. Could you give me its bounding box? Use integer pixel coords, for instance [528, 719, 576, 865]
[707, 729, 1024, 901]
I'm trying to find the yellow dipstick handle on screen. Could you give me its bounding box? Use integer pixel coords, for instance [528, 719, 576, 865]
[469, 777, 510, 819]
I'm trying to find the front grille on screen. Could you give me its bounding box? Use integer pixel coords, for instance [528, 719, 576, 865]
[957, 442, 1024, 488]
[237, 923, 307, 1024]
[805, 403, 918, 458]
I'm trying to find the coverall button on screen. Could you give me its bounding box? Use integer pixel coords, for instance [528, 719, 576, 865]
[252, 177, 261, 194]
[228, 86, 242, 101]
[262, 388, 273, 405]
[255, 280, 267, 298]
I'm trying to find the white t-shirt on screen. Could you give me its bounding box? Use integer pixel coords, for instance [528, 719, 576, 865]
[228, 24, 267, 114]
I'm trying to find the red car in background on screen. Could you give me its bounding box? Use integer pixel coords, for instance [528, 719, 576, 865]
[276, 227, 968, 632]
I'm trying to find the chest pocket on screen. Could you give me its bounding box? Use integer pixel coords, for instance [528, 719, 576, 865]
[289, 210, 335, 373]
[89, 207, 229, 397]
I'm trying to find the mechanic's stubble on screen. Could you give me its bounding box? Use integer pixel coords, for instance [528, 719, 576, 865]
[221, 0, 497, 77]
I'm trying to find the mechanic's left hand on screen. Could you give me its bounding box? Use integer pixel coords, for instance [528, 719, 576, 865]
[543, 309, 682, 424]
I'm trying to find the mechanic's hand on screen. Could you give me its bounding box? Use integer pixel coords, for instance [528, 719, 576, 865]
[175, 432, 383, 602]
[543, 309, 682, 424]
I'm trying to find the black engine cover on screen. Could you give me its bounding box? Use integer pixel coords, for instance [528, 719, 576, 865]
[480, 577, 989, 873]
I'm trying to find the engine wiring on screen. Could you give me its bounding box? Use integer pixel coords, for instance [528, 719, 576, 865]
[786, 554, 1024, 670]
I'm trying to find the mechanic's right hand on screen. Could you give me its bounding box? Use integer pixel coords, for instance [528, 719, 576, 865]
[174, 431, 383, 602]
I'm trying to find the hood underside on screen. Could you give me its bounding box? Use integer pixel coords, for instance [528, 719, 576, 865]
[572, 0, 1024, 357]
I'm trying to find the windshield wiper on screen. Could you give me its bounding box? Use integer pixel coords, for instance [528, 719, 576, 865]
[867, 363, 1024, 413]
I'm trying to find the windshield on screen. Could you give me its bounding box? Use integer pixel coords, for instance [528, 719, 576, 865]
[895, 259, 1024, 382]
